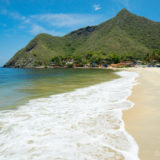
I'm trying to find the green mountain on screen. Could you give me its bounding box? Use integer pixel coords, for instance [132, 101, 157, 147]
[4, 9, 160, 68]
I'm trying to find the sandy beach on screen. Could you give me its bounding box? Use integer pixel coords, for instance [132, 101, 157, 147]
[123, 68, 160, 160]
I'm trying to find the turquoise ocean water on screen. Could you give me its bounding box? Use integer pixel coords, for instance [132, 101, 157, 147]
[0, 68, 140, 160]
[0, 68, 117, 109]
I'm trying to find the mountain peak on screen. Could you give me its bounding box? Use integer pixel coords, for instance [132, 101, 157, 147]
[116, 8, 131, 16]
[4, 9, 160, 68]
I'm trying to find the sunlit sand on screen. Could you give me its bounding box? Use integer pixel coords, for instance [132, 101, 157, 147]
[123, 68, 160, 160]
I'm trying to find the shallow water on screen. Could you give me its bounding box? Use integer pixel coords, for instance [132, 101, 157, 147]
[0, 70, 139, 160]
[0, 68, 118, 109]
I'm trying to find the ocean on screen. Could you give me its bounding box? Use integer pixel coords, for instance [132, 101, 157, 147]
[0, 68, 139, 160]
[0, 68, 118, 109]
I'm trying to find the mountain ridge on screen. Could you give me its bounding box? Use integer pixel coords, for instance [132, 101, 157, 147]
[4, 9, 160, 68]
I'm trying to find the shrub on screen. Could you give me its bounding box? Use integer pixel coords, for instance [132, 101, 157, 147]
[67, 63, 73, 68]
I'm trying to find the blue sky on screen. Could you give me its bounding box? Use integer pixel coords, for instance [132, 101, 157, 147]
[0, 0, 160, 66]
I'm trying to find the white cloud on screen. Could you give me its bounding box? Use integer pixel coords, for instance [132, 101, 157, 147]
[0, 9, 27, 20]
[28, 14, 104, 36]
[114, 0, 130, 9]
[1, 10, 105, 36]
[31, 14, 103, 27]
[10, 12, 23, 19]
[30, 24, 46, 34]
[30, 24, 64, 36]
[93, 4, 101, 11]
[23, 18, 31, 24]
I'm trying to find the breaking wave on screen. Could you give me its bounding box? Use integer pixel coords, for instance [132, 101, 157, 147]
[0, 71, 139, 160]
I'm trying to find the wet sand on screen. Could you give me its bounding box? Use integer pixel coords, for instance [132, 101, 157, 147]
[123, 68, 160, 160]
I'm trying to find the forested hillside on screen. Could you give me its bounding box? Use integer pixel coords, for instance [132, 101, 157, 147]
[4, 9, 160, 68]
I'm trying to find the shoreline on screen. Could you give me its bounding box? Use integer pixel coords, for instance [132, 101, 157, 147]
[122, 68, 160, 160]
[0, 70, 139, 159]
[0, 68, 119, 110]
[1, 66, 160, 159]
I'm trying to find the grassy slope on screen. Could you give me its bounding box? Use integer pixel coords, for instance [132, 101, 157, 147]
[4, 9, 160, 68]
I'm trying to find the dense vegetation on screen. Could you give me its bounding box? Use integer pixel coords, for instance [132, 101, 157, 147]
[4, 9, 160, 68]
[145, 49, 160, 63]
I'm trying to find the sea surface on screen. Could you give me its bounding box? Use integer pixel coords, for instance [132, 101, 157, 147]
[0, 68, 118, 109]
[0, 68, 139, 160]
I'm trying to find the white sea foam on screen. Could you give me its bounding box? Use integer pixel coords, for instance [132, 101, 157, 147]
[0, 71, 139, 160]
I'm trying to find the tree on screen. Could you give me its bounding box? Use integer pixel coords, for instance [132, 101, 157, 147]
[52, 56, 62, 66]
[145, 49, 160, 63]
[106, 53, 120, 64]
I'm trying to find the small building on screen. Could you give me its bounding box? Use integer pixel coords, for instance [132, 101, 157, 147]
[123, 61, 135, 67]
[156, 64, 160, 67]
[92, 62, 98, 67]
[135, 60, 142, 66]
[109, 62, 125, 68]
[50, 61, 56, 67]
[148, 63, 153, 67]
[66, 59, 73, 64]
[74, 63, 79, 67]
[104, 64, 109, 67]
[109, 61, 135, 68]
[83, 64, 89, 68]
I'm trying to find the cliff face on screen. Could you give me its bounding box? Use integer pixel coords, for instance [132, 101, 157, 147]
[4, 9, 160, 68]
